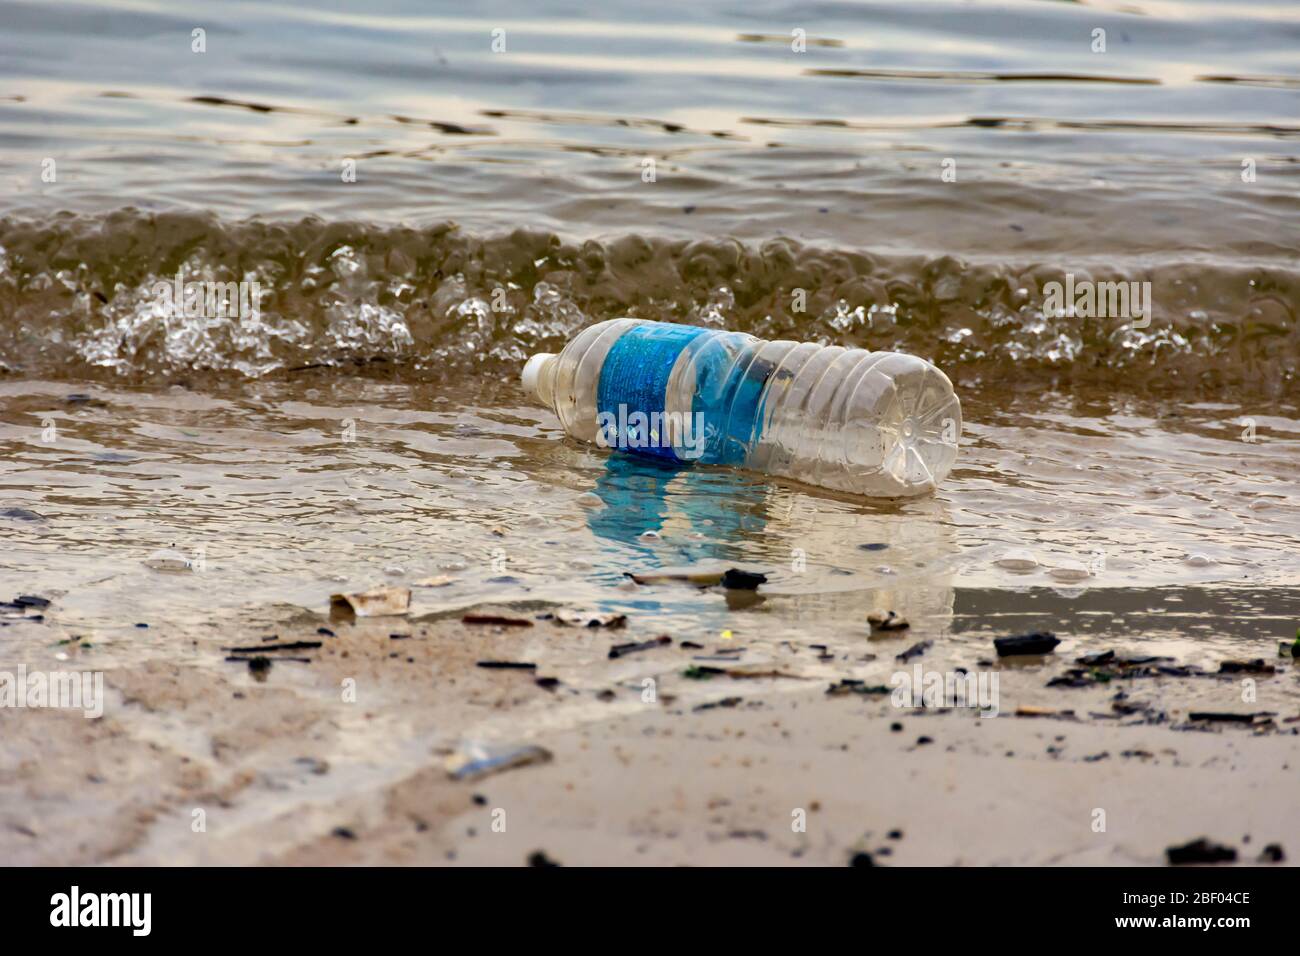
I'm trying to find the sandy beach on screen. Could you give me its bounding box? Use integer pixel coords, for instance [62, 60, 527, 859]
[3, 589, 1295, 866]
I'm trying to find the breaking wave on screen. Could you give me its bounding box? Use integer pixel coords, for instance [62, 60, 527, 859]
[0, 210, 1295, 396]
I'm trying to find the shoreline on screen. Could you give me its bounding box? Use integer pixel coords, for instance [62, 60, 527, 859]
[2, 602, 1294, 866]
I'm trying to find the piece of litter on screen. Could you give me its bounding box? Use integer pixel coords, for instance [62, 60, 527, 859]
[868, 611, 909, 632]
[223, 641, 322, 653]
[143, 547, 197, 572]
[994, 632, 1060, 657]
[1166, 838, 1236, 865]
[330, 586, 411, 617]
[412, 575, 454, 587]
[461, 613, 533, 627]
[556, 608, 628, 628]
[476, 660, 537, 670]
[1188, 711, 1267, 724]
[627, 568, 725, 587]
[608, 636, 671, 659]
[444, 743, 552, 781]
[1015, 706, 1075, 719]
[895, 640, 932, 663]
[720, 569, 767, 590]
[1217, 659, 1275, 675]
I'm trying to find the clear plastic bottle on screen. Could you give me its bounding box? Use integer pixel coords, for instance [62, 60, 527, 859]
[521, 318, 961, 498]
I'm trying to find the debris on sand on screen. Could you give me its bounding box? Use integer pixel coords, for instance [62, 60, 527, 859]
[1, 595, 51, 619]
[1166, 838, 1237, 865]
[556, 608, 627, 628]
[722, 666, 810, 680]
[412, 575, 455, 588]
[994, 632, 1060, 657]
[826, 679, 891, 698]
[609, 635, 671, 659]
[1015, 705, 1076, 719]
[693, 696, 742, 712]
[461, 613, 532, 627]
[1258, 843, 1285, 863]
[0, 507, 44, 521]
[683, 665, 724, 680]
[444, 742, 552, 781]
[1188, 711, 1271, 725]
[1077, 650, 1116, 666]
[230, 656, 273, 680]
[330, 586, 411, 617]
[895, 640, 931, 663]
[1056, 652, 1203, 687]
[527, 850, 562, 867]
[1217, 659, 1275, 675]
[222, 641, 323, 653]
[476, 660, 537, 670]
[868, 610, 910, 633]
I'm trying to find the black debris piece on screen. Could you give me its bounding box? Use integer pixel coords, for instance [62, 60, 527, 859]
[721, 568, 767, 590]
[223, 641, 323, 653]
[895, 640, 932, 663]
[994, 632, 1060, 657]
[1188, 711, 1267, 724]
[609, 635, 672, 659]
[1166, 838, 1237, 865]
[475, 661, 537, 670]
[1217, 659, 1275, 675]
[462, 614, 533, 627]
[1258, 843, 1285, 864]
[1076, 650, 1115, 666]
[694, 696, 742, 712]
[683, 665, 724, 680]
[826, 680, 891, 697]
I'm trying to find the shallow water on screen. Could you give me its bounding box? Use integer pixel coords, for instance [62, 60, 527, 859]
[0, 0, 1297, 673]
[2, 375, 1296, 676]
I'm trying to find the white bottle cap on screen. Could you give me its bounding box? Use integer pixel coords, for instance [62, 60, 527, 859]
[521, 353, 556, 402]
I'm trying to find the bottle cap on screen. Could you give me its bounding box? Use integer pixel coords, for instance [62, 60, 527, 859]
[521, 353, 556, 402]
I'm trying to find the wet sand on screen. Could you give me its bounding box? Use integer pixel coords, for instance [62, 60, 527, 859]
[2, 604, 1294, 866]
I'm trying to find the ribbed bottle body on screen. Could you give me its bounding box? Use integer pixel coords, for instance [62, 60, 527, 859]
[524, 319, 960, 497]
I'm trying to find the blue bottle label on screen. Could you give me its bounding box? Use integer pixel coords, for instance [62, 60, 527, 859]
[596, 323, 708, 462]
[596, 322, 771, 466]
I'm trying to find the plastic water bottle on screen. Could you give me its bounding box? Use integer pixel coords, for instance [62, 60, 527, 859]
[521, 318, 961, 497]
